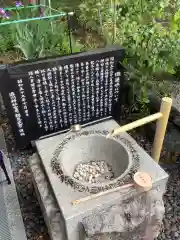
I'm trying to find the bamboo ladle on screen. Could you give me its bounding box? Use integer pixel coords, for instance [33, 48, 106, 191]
[71, 171, 152, 205]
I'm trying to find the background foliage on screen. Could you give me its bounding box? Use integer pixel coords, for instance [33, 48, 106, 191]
[0, 5, 83, 61]
[0, 0, 180, 111]
[78, 0, 180, 110]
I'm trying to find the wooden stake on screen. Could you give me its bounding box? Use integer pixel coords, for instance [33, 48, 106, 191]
[152, 97, 172, 162]
[71, 172, 152, 205]
[107, 112, 162, 138]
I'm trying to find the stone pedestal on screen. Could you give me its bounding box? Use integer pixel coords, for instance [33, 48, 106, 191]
[29, 119, 168, 240]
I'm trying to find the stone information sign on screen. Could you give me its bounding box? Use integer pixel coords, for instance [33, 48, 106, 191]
[0, 46, 124, 148]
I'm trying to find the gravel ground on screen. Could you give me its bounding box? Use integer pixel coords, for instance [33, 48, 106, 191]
[1, 121, 180, 240]
[131, 131, 180, 240]
[9, 151, 50, 240]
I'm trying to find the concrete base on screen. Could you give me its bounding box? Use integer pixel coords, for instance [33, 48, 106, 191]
[32, 119, 168, 240]
[29, 154, 65, 240]
[29, 153, 165, 240]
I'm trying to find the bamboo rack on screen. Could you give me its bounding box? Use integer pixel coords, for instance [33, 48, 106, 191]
[108, 97, 172, 163]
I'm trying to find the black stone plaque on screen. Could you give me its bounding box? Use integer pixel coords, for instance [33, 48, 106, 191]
[0, 46, 125, 148]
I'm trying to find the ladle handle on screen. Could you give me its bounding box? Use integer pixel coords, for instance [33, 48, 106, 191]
[71, 183, 134, 205]
[71, 172, 152, 205]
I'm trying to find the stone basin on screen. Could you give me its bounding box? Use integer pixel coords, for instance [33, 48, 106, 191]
[51, 130, 140, 193]
[35, 119, 168, 240]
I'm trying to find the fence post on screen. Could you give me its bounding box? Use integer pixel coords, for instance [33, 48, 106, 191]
[152, 97, 172, 162]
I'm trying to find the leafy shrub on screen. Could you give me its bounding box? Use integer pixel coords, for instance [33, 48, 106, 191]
[79, 0, 111, 32]
[0, 26, 14, 53]
[78, 0, 180, 109]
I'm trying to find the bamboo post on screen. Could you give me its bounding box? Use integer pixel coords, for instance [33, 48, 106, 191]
[152, 97, 172, 162]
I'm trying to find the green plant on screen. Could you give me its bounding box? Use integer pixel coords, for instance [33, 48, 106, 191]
[14, 20, 46, 59]
[13, 17, 83, 60]
[78, 0, 180, 111]
[0, 26, 14, 53]
[0, 4, 83, 61]
[171, 10, 180, 80]
[45, 22, 83, 55]
[0, 6, 82, 60]
[78, 0, 111, 32]
[115, 0, 180, 109]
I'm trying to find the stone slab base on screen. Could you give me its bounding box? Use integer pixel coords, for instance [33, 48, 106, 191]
[30, 119, 168, 240]
[29, 153, 66, 240]
[29, 152, 167, 240]
[0, 128, 27, 240]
